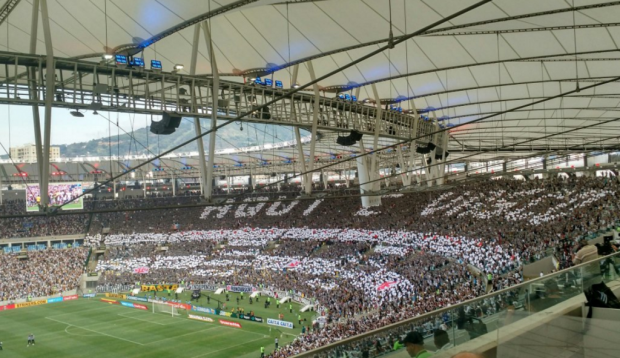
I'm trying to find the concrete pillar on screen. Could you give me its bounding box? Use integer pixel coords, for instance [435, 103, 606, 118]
[40, 0, 55, 209]
[305, 61, 321, 195]
[141, 171, 147, 198]
[321, 169, 328, 189]
[203, 22, 219, 201]
[171, 172, 176, 197]
[583, 154, 587, 168]
[426, 154, 434, 187]
[356, 139, 381, 208]
[189, 25, 209, 200]
[396, 145, 411, 186]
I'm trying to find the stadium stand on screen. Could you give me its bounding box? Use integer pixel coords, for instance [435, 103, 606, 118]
[1, 175, 619, 356]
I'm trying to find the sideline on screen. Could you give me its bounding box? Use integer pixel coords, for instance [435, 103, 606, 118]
[144, 326, 220, 345]
[117, 312, 169, 326]
[44, 316, 146, 346]
[190, 336, 267, 358]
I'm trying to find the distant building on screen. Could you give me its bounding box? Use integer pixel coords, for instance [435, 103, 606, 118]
[10, 144, 60, 163]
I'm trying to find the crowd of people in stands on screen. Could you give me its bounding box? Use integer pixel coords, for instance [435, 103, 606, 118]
[0, 247, 87, 301]
[1, 175, 620, 356]
[90, 230, 485, 356]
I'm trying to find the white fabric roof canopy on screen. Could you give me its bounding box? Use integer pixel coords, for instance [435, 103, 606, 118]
[2, 0, 620, 161]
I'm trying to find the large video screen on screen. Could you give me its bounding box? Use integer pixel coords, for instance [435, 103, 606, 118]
[26, 183, 84, 212]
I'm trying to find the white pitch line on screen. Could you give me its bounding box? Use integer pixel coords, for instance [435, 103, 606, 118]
[144, 326, 219, 345]
[48, 304, 119, 316]
[45, 316, 145, 346]
[117, 312, 168, 326]
[190, 336, 267, 358]
[65, 325, 100, 337]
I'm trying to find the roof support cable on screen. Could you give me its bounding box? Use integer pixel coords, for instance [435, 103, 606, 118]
[542, 61, 548, 153]
[104, 0, 108, 54]
[387, 0, 394, 49]
[6, 11, 9, 153]
[286, 3, 291, 86]
[404, 0, 412, 139]
[51, 0, 494, 213]
[573, 0, 580, 92]
[497, 33, 504, 148]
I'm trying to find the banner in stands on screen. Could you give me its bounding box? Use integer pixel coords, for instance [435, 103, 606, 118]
[192, 306, 217, 315]
[226, 285, 255, 293]
[238, 314, 263, 323]
[193, 284, 217, 291]
[83, 293, 96, 298]
[47, 297, 63, 304]
[219, 319, 242, 329]
[105, 293, 127, 299]
[127, 296, 148, 302]
[189, 314, 214, 323]
[15, 300, 47, 309]
[377, 281, 398, 291]
[0, 304, 15, 311]
[100, 298, 119, 304]
[267, 318, 294, 329]
[219, 311, 232, 317]
[63, 295, 78, 301]
[141, 284, 179, 292]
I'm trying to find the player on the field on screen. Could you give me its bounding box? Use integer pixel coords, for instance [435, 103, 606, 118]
[27, 333, 35, 347]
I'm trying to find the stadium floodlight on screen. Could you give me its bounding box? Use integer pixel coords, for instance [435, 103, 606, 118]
[102, 53, 114, 60]
[172, 64, 184, 73]
[292, 83, 301, 89]
[70, 110, 84, 117]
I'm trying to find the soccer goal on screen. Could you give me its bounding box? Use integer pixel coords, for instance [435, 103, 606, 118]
[152, 301, 180, 317]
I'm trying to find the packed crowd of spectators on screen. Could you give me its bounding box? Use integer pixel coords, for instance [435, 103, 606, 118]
[0, 247, 87, 301]
[1, 175, 620, 355]
[90, 229, 485, 356]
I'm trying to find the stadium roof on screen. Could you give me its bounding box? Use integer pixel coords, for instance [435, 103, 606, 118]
[3, 0, 620, 175]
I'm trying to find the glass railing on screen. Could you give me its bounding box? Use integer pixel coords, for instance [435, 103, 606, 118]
[293, 251, 620, 358]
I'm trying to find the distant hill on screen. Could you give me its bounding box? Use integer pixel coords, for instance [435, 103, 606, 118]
[4, 120, 302, 159]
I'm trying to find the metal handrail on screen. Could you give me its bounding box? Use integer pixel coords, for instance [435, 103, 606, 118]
[293, 250, 620, 357]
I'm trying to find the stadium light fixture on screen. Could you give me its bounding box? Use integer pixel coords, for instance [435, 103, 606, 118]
[102, 54, 114, 60]
[70, 110, 84, 117]
[172, 64, 184, 73]
[292, 83, 300, 89]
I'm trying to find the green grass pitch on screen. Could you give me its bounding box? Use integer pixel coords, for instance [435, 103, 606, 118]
[0, 291, 317, 358]
[26, 200, 83, 212]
